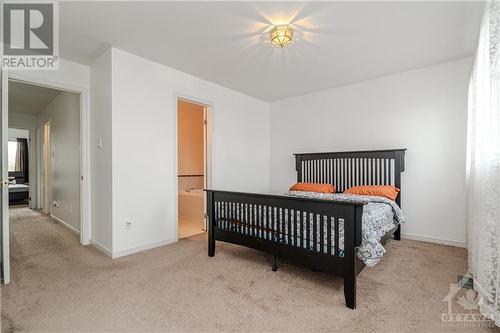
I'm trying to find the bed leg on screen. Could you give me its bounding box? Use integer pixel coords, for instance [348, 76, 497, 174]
[207, 191, 215, 257]
[208, 239, 215, 257]
[344, 275, 356, 309]
[394, 224, 401, 241]
[343, 205, 360, 309]
[272, 255, 278, 271]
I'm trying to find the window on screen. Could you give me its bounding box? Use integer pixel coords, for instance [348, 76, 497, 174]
[8, 141, 18, 172]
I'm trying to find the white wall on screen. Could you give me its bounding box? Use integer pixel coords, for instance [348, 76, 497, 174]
[89, 49, 113, 252]
[9, 113, 37, 130]
[10, 59, 90, 91]
[8, 128, 29, 141]
[38, 92, 81, 232]
[270, 57, 472, 247]
[110, 48, 270, 255]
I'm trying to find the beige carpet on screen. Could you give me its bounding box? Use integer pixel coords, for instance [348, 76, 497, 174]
[1, 207, 499, 332]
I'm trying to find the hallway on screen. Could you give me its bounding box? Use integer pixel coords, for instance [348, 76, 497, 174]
[1, 207, 99, 332]
[7, 208, 79, 260]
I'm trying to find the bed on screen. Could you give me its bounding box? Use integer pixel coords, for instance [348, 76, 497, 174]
[205, 149, 406, 309]
[9, 183, 30, 205]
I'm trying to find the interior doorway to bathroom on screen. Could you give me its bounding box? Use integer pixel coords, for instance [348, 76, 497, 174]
[177, 98, 210, 239]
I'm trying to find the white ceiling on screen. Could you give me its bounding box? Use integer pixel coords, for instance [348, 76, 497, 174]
[60, 1, 483, 101]
[9, 81, 61, 115]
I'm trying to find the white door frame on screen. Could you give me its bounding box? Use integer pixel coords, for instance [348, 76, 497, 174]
[36, 125, 43, 209]
[173, 93, 213, 241]
[8, 73, 91, 246]
[42, 121, 51, 214]
[2, 70, 10, 283]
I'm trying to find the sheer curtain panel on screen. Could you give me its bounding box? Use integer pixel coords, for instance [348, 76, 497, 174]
[466, 1, 500, 326]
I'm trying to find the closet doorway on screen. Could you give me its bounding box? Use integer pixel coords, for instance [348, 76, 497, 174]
[176, 98, 211, 239]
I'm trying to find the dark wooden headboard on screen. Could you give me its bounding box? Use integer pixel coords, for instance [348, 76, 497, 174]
[294, 149, 406, 206]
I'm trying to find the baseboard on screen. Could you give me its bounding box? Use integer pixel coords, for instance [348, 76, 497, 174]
[112, 238, 176, 259]
[402, 233, 466, 248]
[91, 240, 113, 257]
[50, 214, 80, 235]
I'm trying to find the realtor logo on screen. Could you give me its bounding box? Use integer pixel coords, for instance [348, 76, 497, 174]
[1, 1, 59, 70]
[441, 273, 494, 329]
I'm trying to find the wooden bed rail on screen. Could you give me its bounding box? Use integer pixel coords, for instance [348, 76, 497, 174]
[206, 189, 364, 309]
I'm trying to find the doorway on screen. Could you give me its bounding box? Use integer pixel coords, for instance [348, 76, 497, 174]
[1, 70, 91, 284]
[7, 80, 82, 249]
[177, 98, 210, 239]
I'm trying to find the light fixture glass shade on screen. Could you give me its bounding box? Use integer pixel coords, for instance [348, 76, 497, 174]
[270, 25, 293, 48]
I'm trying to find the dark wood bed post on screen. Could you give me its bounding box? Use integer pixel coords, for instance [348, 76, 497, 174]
[207, 190, 215, 257]
[295, 155, 303, 182]
[344, 205, 363, 309]
[393, 150, 405, 241]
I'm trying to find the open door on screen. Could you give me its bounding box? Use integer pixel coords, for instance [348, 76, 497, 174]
[1, 70, 10, 284]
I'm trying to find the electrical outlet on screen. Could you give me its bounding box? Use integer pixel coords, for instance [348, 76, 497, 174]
[125, 221, 132, 229]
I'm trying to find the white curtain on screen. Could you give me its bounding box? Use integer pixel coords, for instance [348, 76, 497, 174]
[467, 0, 500, 326]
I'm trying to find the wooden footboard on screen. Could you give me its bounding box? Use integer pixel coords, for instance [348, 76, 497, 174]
[206, 190, 365, 309]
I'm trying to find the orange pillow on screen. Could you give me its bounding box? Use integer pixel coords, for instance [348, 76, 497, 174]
[289, 182, 336, 194]
[344, 185, 400, 201]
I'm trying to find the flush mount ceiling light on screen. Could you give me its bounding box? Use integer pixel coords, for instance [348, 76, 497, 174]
[270, 25, 293, 48]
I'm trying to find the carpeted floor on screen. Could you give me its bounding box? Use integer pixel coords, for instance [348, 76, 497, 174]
[1, 207, 499, 332]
